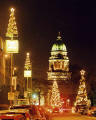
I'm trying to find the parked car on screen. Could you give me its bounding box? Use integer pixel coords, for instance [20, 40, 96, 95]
[0, 113, 25, 120]
[0, 109, 30, 120]
[88, 107, 96, 116]
[44, 106, 53, 114]
[10, 105, 46, 120]
[52, 107, 60, 113]
[37, 106, 51, 120]
[76, 105, 88, 115]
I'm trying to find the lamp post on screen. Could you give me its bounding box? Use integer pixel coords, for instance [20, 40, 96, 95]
[12, 67, 17, 91]
[3, 54, 9, 85]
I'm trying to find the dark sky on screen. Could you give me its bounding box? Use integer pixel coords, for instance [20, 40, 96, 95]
[0, 0, 96, 79]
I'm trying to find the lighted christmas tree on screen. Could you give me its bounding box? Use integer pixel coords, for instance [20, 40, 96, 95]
[24, 53, 31, 70]
[74, 70, 88, 109]
[51, 80, 61, 107]
[6, 8, 18, 38]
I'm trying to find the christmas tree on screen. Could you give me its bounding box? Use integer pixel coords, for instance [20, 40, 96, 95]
[6, 8, 18, 38]
[24, 53, 31, 70]
[51, 80, 61, 107]
[74, 70, 88, 109]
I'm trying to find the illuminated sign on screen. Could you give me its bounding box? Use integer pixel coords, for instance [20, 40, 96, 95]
[6, 40, 19, 53]
[24, 70, 32, 77]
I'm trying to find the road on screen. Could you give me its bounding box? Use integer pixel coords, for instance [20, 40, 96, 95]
[51, 113, 96, 120]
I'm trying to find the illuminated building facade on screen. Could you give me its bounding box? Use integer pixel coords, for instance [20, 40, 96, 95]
[48, 33, 71, 81]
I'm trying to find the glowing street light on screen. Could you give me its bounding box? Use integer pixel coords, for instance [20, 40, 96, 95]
[5, 54, 9, 58]
[14, 67, 17, 71]
[32, 94, 37, 99]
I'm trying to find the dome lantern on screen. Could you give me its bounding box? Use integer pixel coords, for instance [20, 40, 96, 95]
[57, 32, 62, 41]
[51, 33, 67, 52]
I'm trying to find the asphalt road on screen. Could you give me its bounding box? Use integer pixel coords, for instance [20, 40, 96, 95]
[51, 113, 96, 120]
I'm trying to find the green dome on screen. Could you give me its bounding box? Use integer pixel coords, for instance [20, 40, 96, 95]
[52, 40, 66, 51]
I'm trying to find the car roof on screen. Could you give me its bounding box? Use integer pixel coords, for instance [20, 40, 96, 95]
[0, 109, 29, 114]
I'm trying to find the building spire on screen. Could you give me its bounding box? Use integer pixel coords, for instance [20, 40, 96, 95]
[57, 32, 62, 40]
[6, 8, 18, 38]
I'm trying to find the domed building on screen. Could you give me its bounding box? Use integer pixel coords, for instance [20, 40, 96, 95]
[48, 33, 71, 81]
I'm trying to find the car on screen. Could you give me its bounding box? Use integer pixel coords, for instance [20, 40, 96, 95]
[10, 105, 45, 120]
[52, 107, 60, 113]
[44, 106, 53, 114]
[88, 107, 96, 116]
[91, 110, 96, 117]
[37, 106, 51, 120]
[0, 113, 25, 120]
[0, 109, 30, 120]
[76, 105, 88, 115]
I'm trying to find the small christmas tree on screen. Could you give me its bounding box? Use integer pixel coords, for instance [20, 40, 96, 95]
[6, 8, 18, 38]
[74, 70, 88, 111]
[24, 53, 31, 70]
[51, 80, 61, 107]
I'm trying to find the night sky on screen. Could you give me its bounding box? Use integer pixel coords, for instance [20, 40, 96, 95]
[0, 0, 96, 79]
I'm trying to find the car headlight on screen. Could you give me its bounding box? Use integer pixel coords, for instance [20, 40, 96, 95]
[92, 111, 94, 114]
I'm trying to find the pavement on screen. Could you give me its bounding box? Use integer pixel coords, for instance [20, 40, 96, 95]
[51, 113, 96, 120]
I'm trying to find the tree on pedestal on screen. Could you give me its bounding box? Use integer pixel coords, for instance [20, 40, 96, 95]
[74, 70, 88, 112]
[51, 80, 61, 107]
[24, 52, 32, 93]
[6, 8, 18, 38]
